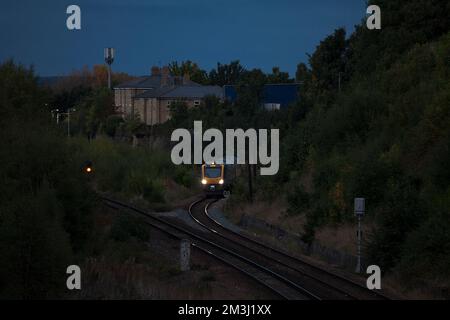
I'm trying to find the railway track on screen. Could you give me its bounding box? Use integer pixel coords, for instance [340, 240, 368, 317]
[101, 196, 318, 300]
[189, 198, 391, 300]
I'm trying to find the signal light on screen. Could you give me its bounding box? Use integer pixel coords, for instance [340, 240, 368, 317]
[83, 161, 93, 174]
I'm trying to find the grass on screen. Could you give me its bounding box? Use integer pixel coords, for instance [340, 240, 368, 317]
[69, 135, 199, 209]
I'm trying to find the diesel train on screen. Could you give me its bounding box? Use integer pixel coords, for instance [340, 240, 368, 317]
[201, 160, 237, 198]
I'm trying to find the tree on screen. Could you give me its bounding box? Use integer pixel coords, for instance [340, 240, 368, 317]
[0, 61, 95, 298]
[168, 60, 209, 84]
[209, 60, 246, 86]
[267, 67, 293, 84]
[308, 28, 349, 93]
[295, 63, 310, 84]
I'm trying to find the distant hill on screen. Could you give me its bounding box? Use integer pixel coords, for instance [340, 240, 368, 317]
[37, 76, 66, 86]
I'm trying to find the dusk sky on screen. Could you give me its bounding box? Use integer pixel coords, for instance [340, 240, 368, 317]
[0, 0, 366, 77]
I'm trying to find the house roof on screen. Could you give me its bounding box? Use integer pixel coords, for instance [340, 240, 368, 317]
[133, 86, 177, 99]
[114, 75, 201, 89]
[134, 85, 223, 100]
[162, 85, 223, 99]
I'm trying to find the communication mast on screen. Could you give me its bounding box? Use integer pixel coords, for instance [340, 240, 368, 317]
[104, 47, 115, 89]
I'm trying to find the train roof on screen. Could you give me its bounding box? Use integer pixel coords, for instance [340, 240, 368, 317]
[203, 156, 241, 165]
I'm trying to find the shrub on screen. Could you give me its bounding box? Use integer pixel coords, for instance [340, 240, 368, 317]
[110, 215, 150, 243]
[286, 185, 310, 216]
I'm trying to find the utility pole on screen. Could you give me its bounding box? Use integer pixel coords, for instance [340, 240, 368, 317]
[61, 108, 76, 137]
[354, 198, 365, 273]
[247, 163, 253, 203]
[51, 109, 60, 124]
[338, 72, 342, 92]
[104, 48, 115, 89]
[51, 108, 75, 136]
[67, 109, 71, 137]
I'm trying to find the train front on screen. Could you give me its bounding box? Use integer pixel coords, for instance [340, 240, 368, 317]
[201, 163, 225, 197]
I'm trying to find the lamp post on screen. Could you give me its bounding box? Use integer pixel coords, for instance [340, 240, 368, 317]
[66, 108, 76, 137]
[57, 108, 76, 137]
[104, 47, 115, 89]
[51, 108, 60, 124]
[50, 108, 75, 136]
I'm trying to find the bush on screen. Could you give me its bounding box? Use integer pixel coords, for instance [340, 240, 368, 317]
[104, 115, 124, 137]
[110, 215, 150, 243]
[0, 61, 95, 298]
[72, 136, 177, 203]
[398, 210, 450, 284]
[173, 166, 194, 188]
[286, 185, 310, 216]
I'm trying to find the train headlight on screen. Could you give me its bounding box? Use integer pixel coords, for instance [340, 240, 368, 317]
[201, 179, 207, 185]
[219, 179, 224, 185]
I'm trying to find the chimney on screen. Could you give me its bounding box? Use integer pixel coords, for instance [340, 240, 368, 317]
[151, 66, 161, 76]
[183, 73, 190, 85]
[161, 66, 169, 86]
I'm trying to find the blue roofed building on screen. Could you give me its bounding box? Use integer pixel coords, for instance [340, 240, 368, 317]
[223, 83, 300, 110]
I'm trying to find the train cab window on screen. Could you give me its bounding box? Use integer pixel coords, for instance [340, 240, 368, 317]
[204, 167, 222, 178]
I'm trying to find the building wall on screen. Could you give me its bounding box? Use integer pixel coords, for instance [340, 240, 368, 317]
[133, 98, 201, 125]
[134, 98, 145, 123]
[115, 84, 206, 125]
[114, 89, 120, 108]
[114, 88, 149, 118]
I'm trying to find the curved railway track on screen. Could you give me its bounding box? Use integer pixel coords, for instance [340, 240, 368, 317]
[101, 196, 318, 300]
[189, 198, 391, 300]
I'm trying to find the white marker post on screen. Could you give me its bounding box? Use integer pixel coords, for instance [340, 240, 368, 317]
[180, 239, 191, 271]
[354, 198, 365, 273]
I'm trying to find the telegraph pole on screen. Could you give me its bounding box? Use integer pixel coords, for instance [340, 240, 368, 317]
[51, 109, 60, 124]
[61, 108, 76, 137]
[104, 48, 115, 89]
[67, 110, 70, 137]
[338, 72, 342, 92]
[354, 198, 365, 273]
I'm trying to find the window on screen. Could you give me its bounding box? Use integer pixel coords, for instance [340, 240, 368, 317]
[204, 167, 222, 178]
[194, 100, 201, 106]
[167, 101, 171, 106]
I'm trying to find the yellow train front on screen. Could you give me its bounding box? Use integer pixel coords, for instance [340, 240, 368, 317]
[201, 163, 233, 198]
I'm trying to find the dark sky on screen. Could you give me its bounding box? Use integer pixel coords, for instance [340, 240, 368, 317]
[0, 0, 366, 77]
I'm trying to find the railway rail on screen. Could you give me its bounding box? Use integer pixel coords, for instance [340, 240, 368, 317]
[101, 196, 318, 300]
[189, 198, 391, 300]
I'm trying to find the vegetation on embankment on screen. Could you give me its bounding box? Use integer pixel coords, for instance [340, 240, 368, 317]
[281, 2, 450, 288]
[166, 1, 450, 293]
[0, 61, 197, 299]
[0, 61, 96, 298]
[70, 136, 198, 210]
[2, 0, 449, 298]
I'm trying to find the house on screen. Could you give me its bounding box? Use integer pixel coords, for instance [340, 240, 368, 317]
[114, 66, 222, 125]
[223, 83, 300, 110]
[133, 85, 223, 125]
